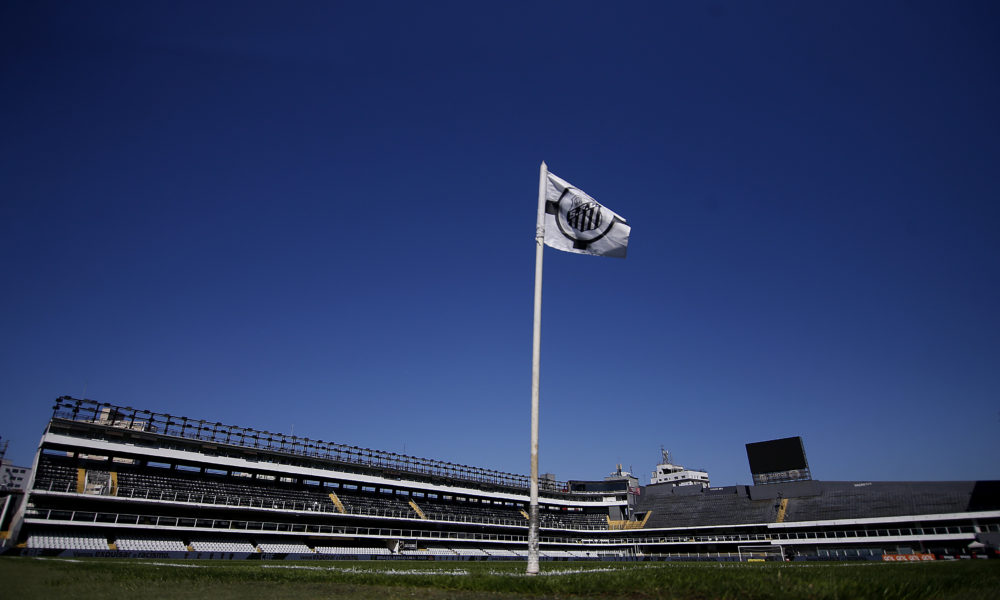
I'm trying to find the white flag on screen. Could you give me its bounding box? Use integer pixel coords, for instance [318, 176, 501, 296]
[544, 172, 630, 258]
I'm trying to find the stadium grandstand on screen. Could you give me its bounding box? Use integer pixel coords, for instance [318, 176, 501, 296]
[1, 396, 998, 562]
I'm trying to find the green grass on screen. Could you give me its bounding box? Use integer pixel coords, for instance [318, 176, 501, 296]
[2, 557, 998, 600]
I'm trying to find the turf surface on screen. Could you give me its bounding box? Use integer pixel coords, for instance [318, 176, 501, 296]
[2, 557, 998, 599]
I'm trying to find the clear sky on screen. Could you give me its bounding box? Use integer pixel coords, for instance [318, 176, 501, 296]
[2, 1, 998, 487]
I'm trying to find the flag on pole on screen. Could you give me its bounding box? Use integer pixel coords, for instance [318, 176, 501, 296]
[544, 172, 630, 258]
[527, 162, 629, 576]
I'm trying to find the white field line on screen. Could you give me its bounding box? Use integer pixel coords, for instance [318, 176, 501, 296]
[259, 564, 659, 577]
[31, 557, 919, 574]
[28, 557, 638, 576]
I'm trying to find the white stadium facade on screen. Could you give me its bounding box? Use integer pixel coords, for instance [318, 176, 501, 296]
[1, 397, 998, 561]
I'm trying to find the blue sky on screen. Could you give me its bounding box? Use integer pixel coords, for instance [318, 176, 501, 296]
[2, 1, 998, 487]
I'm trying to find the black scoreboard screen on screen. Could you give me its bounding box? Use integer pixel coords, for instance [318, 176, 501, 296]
[746, 436, 808, 476]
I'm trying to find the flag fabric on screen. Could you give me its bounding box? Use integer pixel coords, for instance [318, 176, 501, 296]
[544, 172, 630, 258]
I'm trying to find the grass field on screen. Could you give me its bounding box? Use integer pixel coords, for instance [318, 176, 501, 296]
[2, 557, 998, 600]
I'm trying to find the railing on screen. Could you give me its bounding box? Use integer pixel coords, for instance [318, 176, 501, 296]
[23, 507, 541, 543]
[51, 397, 574, 493]
[30, 479, 610, 531]
[21, 501, 979, 549]
[22, 506, 633, 546]
[21, 507, 775, 547]
[118, 486, 337, 513]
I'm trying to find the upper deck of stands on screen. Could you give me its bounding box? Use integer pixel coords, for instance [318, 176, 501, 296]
[637, 479, 1000, 528]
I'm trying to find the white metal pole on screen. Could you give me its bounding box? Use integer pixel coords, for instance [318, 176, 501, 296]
[527, 160, 547, 575]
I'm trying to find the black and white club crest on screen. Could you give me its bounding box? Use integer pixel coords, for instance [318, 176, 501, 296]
[547, 186, 622, 251]
[567, 198, 603, 232]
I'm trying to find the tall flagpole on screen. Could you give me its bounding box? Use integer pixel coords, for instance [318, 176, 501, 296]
[527, 161, 547, 575]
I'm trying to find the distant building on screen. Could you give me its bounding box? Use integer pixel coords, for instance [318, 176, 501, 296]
[603, 464, 641, 520]
[650, 448, 710, 488]
[1, 460, 31, 492]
